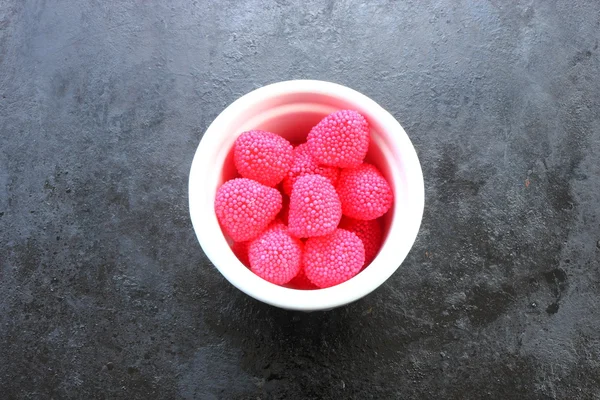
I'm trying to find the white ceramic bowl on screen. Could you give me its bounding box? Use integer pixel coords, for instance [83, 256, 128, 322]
[189, 80, 424, 311]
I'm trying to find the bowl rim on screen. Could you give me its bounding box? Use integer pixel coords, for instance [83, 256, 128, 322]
[189, 80, 424, 311]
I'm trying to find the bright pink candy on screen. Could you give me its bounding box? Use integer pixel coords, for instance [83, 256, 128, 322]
[233, 130, 294, 187]
[214, 178, 282, 242]
[248, 224, 303, 285]
[288, 174, 342, 238]
[339, 217, 383, 267]
[304, 229, 365, 288]
[307, 110, 370, 168]
[337, 163, 393, 220]
[282, 143, 339, 196]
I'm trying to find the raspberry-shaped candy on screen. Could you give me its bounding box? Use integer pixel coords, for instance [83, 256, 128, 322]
[234, 130, 294, 187]
[339, 217, 383, 267]
[282, 143, 339, 195]
[287, 267, 318, 290]
[215, 178, 282, 242]
[288, 174, 342, 238]
[307, 110, 370, 168]
[248, 224, 303, 285]
[304, 229, 365, 288]
[337, 163, 393, 220]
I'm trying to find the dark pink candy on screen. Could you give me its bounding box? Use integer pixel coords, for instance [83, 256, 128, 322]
[337, 163, 393, 220]
[288, 174, 342, 238]
[307, 110, 369, 168]
[304, 229, 365, 288]
[339, 216, 383, 267]
[234, 130, 294, 187]
[248, 224, 303, 285]
[282, 143, 339, 196]
[215, 178, 282, 242]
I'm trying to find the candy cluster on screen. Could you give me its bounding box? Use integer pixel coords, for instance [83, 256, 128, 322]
[214, 110, 393, 289]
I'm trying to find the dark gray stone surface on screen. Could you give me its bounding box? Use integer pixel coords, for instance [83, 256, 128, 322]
[1, 0, 599, 398]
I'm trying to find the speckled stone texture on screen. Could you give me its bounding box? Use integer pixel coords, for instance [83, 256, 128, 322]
[1, 1, 599, 399]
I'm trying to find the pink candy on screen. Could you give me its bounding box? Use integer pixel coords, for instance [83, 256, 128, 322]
[303, 229, 365, 288]
[288, 174, 342, 238]
[234, 130, 294, 187]
[307, 110, 370, 168]
[339, 217, 383, 267]
[337, 163, 393, 220]
[282, 143, 339, 196]
[248, 224, 303, 285]
[217, 110, 393, 289]
[214, 178, 282, 242]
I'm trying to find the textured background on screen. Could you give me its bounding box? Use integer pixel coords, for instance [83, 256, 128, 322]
[1, 1, 600, 399]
